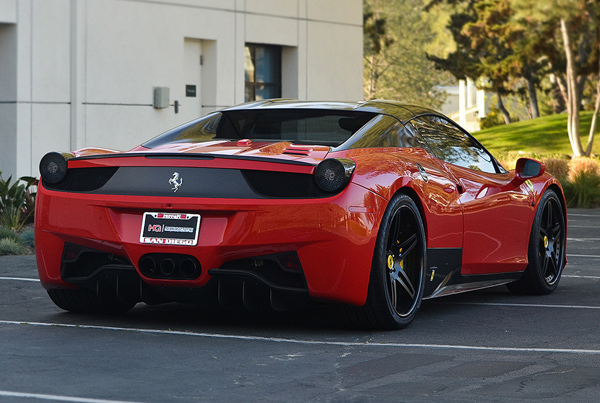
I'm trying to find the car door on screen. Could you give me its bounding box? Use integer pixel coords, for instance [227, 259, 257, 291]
[410, 115, 534, 275]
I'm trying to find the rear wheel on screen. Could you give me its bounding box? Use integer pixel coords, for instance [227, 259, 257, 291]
[507, 189, 566, 295]
[345, 194, 426, 329]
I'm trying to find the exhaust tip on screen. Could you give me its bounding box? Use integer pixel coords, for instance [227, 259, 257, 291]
[139, 256, 157, 276]
[160, 259, 176, 276]
[180, 258, 199, 279]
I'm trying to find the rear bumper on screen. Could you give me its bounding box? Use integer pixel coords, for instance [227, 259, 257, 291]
[35, 181, 386, 306]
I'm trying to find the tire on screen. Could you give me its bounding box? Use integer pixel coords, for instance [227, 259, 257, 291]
[346, 193, 427, 330]
[48, 286, 136, 314]
[507, 189, 566, 295]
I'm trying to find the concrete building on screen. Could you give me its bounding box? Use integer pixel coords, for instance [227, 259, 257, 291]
[0, 0, 363, 178]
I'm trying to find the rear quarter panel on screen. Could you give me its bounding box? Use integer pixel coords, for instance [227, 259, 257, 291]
[332, 147, 464, 250]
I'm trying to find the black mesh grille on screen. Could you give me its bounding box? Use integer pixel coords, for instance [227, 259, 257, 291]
[44, 166, 338, 199]
[242, 170, 332, 198]
[44, 167, 119, 192]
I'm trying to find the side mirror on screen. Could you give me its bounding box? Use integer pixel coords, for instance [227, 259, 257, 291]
[515, 158, 545, 181]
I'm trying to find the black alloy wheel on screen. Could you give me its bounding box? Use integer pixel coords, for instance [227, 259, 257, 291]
[508, 189, 566, 295]
[348, 193, 426, 329]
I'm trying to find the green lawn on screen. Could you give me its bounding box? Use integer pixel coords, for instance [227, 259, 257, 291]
[472, 111, 600, 157]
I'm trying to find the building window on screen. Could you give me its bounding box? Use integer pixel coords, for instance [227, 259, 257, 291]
[245, 44, 281, 102]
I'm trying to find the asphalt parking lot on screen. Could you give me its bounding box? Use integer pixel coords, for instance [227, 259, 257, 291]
[1, 208, 599, 402]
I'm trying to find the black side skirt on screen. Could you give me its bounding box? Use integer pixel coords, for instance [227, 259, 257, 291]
[425, 248, 523, 299]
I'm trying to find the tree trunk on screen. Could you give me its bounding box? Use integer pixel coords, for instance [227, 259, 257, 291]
[586, 28, 600, 157]
[550, 74, 567, 113]
[526, 74, 540, 119]
[586, 78, 600, 156]
[497, 90, 512, 124]
[368, 54, 377, 100]
[561, 18, 585, 157]
[577, 75, 588, 106]
[555, 75, 569, 111]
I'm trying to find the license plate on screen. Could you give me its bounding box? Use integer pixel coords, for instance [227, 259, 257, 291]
[140, 212, 200, 246]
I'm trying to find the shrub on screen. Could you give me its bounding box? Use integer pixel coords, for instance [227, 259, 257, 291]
[0, 171, 37, 231]
[563, 171, 600, 208]
[0, 237, 28, 256]
[479, 107, 505, 130]
[492, 153, 600, 208]
[0, 225, 18, 242]
[19, 228, 35, 248]
[568, 157, 600, 182]
[543, 158, 569, 181]
[494, 151, 569, 172]
[564, 157, 600, 208]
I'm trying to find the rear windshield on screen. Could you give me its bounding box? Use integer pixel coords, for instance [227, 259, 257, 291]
[142, 109, 377, 148]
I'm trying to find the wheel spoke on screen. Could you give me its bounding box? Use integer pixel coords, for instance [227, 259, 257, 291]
[397, 233, 417, 257]
[394, 263, 416, 298]
[544, 252, 558, 280]
[550, 223, 562, 240]
[541, 252, 550, 278]
[545, 200, 553, 229]
[389, 276, 397, 308]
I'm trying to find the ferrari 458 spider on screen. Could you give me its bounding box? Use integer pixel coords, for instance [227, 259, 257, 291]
[36, 100, 566, 329]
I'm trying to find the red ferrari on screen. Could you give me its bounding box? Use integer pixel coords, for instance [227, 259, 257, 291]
[35, 100, 566, 329]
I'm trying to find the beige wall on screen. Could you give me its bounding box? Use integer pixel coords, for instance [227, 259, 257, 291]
[0, 0, 363, 178]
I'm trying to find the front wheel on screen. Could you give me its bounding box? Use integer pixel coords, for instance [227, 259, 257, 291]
[507, 189, 566, 295]
[346, 194, 426, 330]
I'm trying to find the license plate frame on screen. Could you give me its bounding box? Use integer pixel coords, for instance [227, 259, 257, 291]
[139, 212, 201, 246]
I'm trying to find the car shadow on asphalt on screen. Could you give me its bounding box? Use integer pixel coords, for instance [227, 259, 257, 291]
[40, 287, 516, 335]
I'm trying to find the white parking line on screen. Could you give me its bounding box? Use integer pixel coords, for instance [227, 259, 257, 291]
[567, 254, 600, 258]
[567, 238, 600, 241]
[563, 274, 600, 279]
[0, 390, 143, 403]
[0, 277, 39, 282]
[1, 320, 600, 355]
[445, 301, 600, 310]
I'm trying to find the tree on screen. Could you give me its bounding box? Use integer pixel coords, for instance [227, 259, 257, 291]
[363, 0, 450, 109]
[427, 0, 511, 123]
[363, 3, 395, 100]
[427, 0, 548, 123]
[511, 0, 599, 156]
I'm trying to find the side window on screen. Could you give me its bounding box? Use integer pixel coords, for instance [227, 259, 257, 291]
[344, 115, 426, 150]
[411, 115, 497, 173]
[400, 122, 428, 149]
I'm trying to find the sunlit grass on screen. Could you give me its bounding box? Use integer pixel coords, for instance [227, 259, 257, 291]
[473, 111, 600, 156]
